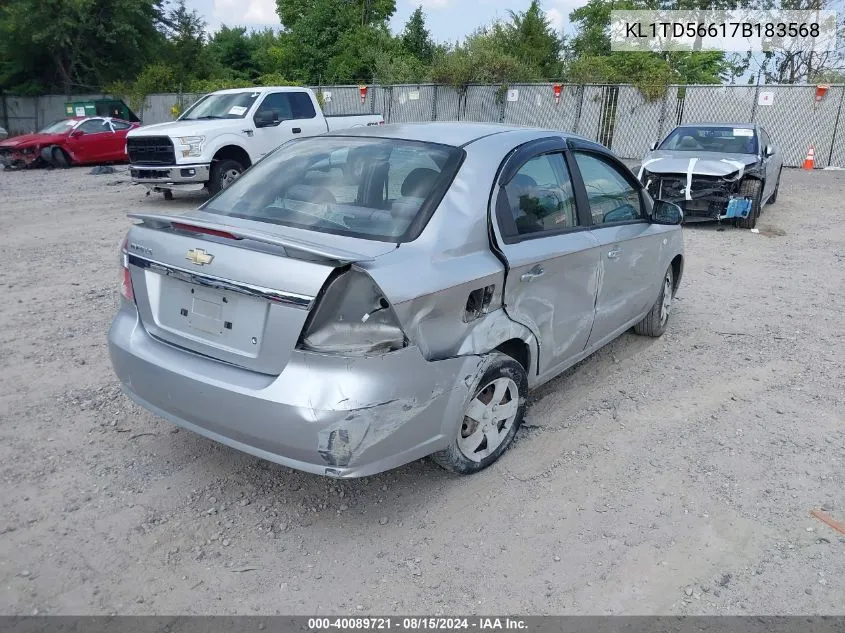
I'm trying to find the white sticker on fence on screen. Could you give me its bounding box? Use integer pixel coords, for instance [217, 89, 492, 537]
[228, 106, 247, 116]
[507, 89, 519, 102]
[409, 90, 420, 101]
[733, 128, 754, 136]
[323, 91, 332, 102]
[758, 91, 774, 106]
[75, 107, 86, 116]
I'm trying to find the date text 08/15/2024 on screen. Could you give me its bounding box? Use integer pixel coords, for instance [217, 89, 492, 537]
[307, 617, 528, 630]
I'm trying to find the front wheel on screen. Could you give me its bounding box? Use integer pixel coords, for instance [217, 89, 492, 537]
[208, 159, 244, 195]
[735, 178, 762, 229]
[432, 353, 528, 475]
[634, 265, 674, 338]
[768, 168, 782, 204]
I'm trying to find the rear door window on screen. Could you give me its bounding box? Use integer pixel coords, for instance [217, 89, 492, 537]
[498, 153, 579, 237]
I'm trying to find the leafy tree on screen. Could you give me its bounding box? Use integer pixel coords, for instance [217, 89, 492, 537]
[0, 0, 167, 94]
[505, 0, 563, 78]
[164, 0, 211, 87]
[207, 26, 257, 80]
[401, 7, 434, 64]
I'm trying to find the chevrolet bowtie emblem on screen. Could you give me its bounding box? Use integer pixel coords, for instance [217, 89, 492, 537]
[186, 248, 214, 265]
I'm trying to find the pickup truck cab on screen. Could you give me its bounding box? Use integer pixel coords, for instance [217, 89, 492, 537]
[126, 86, 384, 199]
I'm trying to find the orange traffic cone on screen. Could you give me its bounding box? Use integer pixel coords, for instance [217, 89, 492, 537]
[803, 145, 815, 170]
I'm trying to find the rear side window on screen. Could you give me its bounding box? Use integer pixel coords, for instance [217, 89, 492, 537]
[573, 152, 643, 225]
[203, 136, 463, 243]
[76, 119, 110, 134]
[256, 92, 317, 122]
[498, 153, 578, 237]
[111, 120, 132, 131]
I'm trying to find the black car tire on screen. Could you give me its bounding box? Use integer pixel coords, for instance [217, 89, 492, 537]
[735, 178, 762, 229]
[634, 265, 674, 338]
[768, 168, 782, 204]
[163, 189, 174, 201]
[432, 352, 528, 475]
[209, 159, 244, 195]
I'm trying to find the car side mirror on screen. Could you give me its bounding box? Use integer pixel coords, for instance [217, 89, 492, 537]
[652, 200, 683, 225]
[649, 141, 659, 151]
[254, 111, 278, 128]
[765, 145, 776, 157]
[70, 130, 83, 138]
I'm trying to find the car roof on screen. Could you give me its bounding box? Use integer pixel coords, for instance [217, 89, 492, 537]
[329, 122, 594, 148]
[675, 122, 757, 130]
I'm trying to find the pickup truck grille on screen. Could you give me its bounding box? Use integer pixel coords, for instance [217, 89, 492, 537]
[127, 136, 175, 166]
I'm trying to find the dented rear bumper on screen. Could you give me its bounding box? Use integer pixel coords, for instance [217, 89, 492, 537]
[108, 301, 481, 477]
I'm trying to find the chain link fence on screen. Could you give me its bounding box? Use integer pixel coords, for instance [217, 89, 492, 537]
[3, 83, 844, 167]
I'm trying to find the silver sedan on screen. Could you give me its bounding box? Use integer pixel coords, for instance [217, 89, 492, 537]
[108, 122, 684, 477]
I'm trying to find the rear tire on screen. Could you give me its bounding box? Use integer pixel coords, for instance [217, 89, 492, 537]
[634, 265, 674, 338]
[735, 179, 762, 229]
[209, 159, 244, 196]
[432, 352, 528, 475]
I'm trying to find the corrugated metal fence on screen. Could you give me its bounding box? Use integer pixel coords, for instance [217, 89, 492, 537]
[3, 83, 844, 167]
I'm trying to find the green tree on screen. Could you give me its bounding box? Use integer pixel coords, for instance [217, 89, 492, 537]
[401, 7, 434, 64]
[0, 0, 167, 94]
[505, 0, 563, 78]
[276, 0, 397, 83]
[207, 26, 258, 80]
[164, 0, 211, 87]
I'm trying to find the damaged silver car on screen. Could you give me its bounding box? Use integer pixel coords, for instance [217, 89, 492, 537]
[108, 123, 685, 478]
[638, 123, 783, 229]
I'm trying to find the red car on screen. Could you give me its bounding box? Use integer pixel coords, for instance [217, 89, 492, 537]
[0, 116, 140, 169]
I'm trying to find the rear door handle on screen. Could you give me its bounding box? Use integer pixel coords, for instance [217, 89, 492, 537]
[520, 267, 545, 282]
[607, 249, 622, 259]
[292, 127, 302, 134]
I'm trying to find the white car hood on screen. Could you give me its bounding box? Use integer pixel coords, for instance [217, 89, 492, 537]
[639, 150, 759, 178]
[127, 118, 245, 138]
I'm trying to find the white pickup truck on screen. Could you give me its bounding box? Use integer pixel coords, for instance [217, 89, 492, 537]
[126, 86, 384, 199]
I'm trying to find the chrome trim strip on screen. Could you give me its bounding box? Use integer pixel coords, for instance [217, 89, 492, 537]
[126, 252, 314, 310]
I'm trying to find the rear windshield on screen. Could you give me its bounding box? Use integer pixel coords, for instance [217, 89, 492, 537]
[203, 136, 463, 242]
[659, 126, 758, 154]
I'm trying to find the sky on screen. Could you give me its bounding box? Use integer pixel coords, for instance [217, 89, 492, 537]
[187, 0, 588, 42]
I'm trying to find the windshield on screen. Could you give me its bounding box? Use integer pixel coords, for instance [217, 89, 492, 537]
[203, 136, 463, 242]
[180, 91, 261, 120]
[659, 126, 758, 154]
[39, 119, 77, 134]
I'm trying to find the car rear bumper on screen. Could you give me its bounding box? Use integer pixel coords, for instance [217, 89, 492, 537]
[108, 302, 481, 477]
[129, 163, 210, 190]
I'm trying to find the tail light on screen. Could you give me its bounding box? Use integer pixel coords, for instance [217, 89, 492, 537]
[119, 237, 134, 302]
[298, 269, 405, 356]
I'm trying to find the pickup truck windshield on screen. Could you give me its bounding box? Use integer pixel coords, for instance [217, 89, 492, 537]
[660, 126, 758, 154]
[181, 92, 260, 120]
[203, 136, 463, 242]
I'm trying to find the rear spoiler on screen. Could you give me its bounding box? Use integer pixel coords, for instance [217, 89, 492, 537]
[127, 211, 375, 264]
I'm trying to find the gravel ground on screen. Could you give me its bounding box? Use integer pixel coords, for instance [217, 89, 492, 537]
[1, 165, 843, 616]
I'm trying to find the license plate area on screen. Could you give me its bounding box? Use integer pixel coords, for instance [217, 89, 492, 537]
[154, 273, 270, 356]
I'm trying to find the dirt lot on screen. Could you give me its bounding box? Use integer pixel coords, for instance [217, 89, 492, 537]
[0, 165, 843, 616]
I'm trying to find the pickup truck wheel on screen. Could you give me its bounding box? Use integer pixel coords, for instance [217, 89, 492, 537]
[634, 265, 674, 338]
[432, 352, 528, 475]
[735, 179, 762, 229]
[209, 159, 244, 195]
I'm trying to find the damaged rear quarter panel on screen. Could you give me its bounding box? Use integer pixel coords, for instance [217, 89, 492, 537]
[358, 135, 543, 364]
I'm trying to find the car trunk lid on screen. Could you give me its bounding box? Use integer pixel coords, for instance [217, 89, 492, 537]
[124, 212, 393, 375]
